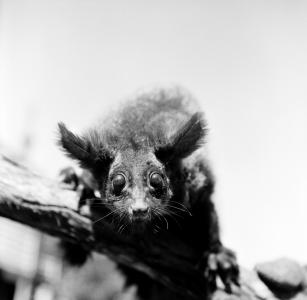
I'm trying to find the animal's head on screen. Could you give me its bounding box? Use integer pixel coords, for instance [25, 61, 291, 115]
[58, 113, 206, 228]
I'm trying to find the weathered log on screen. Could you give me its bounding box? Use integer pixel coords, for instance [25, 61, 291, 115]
[4, 154, 305, 300]
[0, 154, 207, 299]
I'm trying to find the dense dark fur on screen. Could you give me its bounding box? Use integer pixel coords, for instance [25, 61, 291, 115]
[58, 87, 239, 299]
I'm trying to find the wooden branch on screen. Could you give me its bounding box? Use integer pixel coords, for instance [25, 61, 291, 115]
[2, 154, 290, 300]
[0, 154, 207, 299]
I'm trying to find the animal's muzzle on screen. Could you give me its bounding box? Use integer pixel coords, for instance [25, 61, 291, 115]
[131, 207, 149, 220]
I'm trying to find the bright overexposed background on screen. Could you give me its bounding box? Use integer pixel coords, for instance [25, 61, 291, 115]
[0, 0, 306, 268]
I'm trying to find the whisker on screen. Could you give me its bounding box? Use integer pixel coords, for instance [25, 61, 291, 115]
[119, 223, 129, 234]
[168, 200, 189, 208]
[153, 224, 162, 234]
[166, 209, 184, 219]
[152, 209, 163, 220]
[165, 204, 192, 216]
[89, 204, 110, 208]
[168, 201, 192, 213]
[92, 207, 122, 224]
[155, 207, 182, 229]
[89, 201, 113, 206]
[118, 223, 125, 234]
[161, 215, 169, 230]
[111, 212, 121, 227]
[151, 209, 167, 231]
[117, 210, 128, 229]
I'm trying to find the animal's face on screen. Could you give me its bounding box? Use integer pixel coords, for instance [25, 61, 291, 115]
[58, 112, 206, 231]
[104, 150, 172, 223]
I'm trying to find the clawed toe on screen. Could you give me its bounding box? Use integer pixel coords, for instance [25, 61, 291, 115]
[59, 167, 79, 190]
[201, 247, 240, 293]
[58, 167, 96, 213]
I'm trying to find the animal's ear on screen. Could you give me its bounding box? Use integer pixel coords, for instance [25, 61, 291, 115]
[156, 113, 207, 162]
[58, 122, 112, 169]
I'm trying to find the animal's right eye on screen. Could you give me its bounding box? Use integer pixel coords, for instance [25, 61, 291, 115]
[112, 173, 126, 195]
[149, 172, 163, 190]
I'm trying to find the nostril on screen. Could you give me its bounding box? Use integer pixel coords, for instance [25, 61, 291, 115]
[132, 207, 149, 217]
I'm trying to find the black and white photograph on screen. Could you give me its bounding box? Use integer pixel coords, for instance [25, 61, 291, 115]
[0, 1, 307, 300]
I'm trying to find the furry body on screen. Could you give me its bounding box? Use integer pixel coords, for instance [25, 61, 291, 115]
[58, 87, 238, 299]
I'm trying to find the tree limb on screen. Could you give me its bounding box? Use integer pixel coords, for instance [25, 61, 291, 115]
[0, 154, 207, 299]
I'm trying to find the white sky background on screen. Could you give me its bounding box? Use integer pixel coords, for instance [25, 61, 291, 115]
[0, 0, 307, 268]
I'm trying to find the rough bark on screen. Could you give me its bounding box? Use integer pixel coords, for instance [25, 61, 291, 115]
[0, 154, 207, 299]
[2, 154, 306, 300]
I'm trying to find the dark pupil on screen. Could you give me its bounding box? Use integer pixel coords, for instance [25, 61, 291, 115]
[150, 173, 163, 189]
[112, 174, 126, 194]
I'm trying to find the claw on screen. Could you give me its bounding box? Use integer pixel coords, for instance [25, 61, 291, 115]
[58, 167, 96, 213]
[59, 167, 79, 189]
[201, 247, 240, 293]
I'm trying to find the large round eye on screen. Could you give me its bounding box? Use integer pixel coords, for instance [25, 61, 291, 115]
[149, 172, 163, 190]
[112, 173, 126, 195]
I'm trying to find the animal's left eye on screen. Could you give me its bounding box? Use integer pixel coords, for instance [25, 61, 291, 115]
[112, 173, 126, 195]
[149, 172, 163, 189]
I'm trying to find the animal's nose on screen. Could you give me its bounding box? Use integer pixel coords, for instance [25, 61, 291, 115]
[132, 207, 149, 218]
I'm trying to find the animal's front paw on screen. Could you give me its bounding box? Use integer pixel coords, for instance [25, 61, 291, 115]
[59, 166, 79, 190]
[59, 167, 96, 215]
[201, 247, 240, 293]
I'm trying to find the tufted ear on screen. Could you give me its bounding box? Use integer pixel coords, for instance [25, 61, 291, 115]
[58, 123, 112, 169]
[156, 113, 207, 162]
